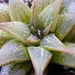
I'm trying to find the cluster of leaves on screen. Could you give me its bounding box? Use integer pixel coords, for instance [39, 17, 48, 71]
[0, 0, 75, 75]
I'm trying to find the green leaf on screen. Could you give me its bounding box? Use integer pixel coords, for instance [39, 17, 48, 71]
[63, 26, 75, 41]
[64, 42, 75, 50]
[1, 61, 32, 75]
[51, 42, 75, 68]
[39, 0, 64, 32]
[0, 40, 30, 66]
[30, 0, 44, 31]
[33, 0, 56, 14]
[0, 22, 31, 45]
[27, 34, 40, 46]
[56, 14, 66, 29]
[0, 3, 11, 22]
[40, 33, 75, 54]
[9, 62, 32, 75]
[0, 30, 13, 48]
[42, 24, 51, 37]
[9, 0, 31, 24]
[56, 13, 75, 40]
[60, 0, 75, 14]
[27, 46, 52, 75]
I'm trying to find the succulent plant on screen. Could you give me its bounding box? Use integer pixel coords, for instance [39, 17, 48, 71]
[0, 0, 75, 75]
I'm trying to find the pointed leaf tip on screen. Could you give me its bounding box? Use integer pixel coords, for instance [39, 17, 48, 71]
[28, 46, 52, 75]
[39, 0, 64, 32]
[30, 0, 44, 30]
[0, 22, 31, 45]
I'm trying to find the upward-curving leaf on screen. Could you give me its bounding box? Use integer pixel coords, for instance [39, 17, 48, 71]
[56, 13, 75, 40]
[9, 0, 31, 24]
[33, 0, 56, 14]
[30, 0, 44, 31]
[28, 46, 52, 75]
[0, 22, 31, 45]
[39, 0, 64, 32]
[0, 40, 30, 66]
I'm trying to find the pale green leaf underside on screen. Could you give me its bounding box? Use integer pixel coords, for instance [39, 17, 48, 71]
[0, 40, 30, 66]
[9, 0, 31, 24]
[39, 0, 64, 32]
[0, 22, 31, 45]
[51, 42, 75, 68]
[28, 46, 52, 75]
[56, 13, 75, 40]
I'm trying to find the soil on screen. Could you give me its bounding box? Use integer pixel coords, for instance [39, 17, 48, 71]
[48, 63, 75, 75]
[0, 0, 75, 75]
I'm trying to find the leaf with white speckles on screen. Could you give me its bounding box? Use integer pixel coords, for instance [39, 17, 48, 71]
[51, 42, 75, 68]
[0, 22, 31, 45]
[9, 0, 31, 24]
[0, 40, 30, 66]
[28, 46, 52, 75]
[39, 0, 64, 32]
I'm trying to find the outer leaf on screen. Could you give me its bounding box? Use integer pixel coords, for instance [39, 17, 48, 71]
[62, 0, 74, 6]
[0, 30, 13, 48]
[0, 40, 30, 66]
[27, 46, 52, 75]
[60, 0, 75, 14]
[63, 26, 75, 41]
[56, 13, 75, 40]
[40, 33, 75, 54]
[9, 0, 31, 24]
[0, 61, 32, 75]
[51, 42, 75, 68]
[66, 2, 75, 13]
[39, 0, 64, 32]
[0, 22, 31, 45]
[0, 3, 11, 22]
[64, 42, 75, 50]
[30, 0, 44, 31]
[9, 62, 32, 75]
